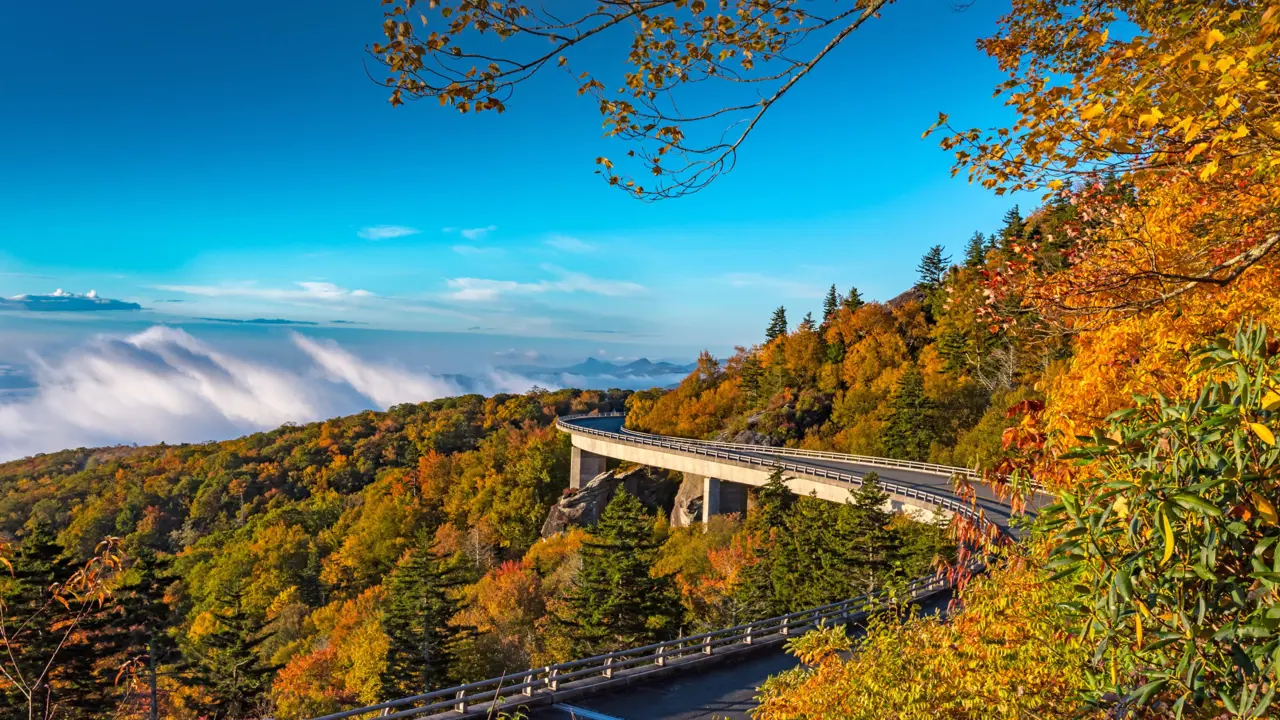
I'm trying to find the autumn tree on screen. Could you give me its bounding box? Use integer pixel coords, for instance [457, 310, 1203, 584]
[371, 0, 896, 199]
[765, 306, 788, 344]
[556, 491, 681, 655]
[380, 534, 472, 696]
[934, 0, 1280, 319]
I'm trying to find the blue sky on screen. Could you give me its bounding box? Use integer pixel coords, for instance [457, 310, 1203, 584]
[0, 0, 1022, 358]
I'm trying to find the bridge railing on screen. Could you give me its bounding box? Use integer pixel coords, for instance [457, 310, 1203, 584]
[562, 411, 1047, 495]
[309, 571, 958, 720]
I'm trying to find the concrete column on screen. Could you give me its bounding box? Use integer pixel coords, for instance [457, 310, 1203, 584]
[702, 476, 721, 523]
[719, 481, 749, 517]
[570, 446, 608, 491]
[702, 478, 749, 523]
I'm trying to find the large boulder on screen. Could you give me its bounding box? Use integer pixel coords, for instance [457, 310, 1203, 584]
[541, 466, 676, 537]
[670, 473, 705, 528]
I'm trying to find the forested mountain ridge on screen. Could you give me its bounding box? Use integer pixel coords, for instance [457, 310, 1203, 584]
[0, 359, 950, 718]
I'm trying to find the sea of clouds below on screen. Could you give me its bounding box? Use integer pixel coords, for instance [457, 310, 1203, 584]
[0, 325, 668, 463]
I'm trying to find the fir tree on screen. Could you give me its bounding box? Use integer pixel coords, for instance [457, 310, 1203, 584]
[842, 286, 864, 311]
[765, 306, 788, 343]
[119, 549, 178, 720]
[998, 205, 1025, 249]
[0, 523, 128, 719]
[798, 312, 816, 332]
[557, 491, 682, 656]
[731, 471, 795, 620]
[186, 586, 279, 720]
[381, 534, 472, 697]
[915, 245, 952, 289]
[843, 472, 894, 591]
[749, 470, 794, 534]
[738, 353, 764, 401]
[822, 284, 840, 323]
[883, 365, 939, 462]
[964, 231, 987, 267]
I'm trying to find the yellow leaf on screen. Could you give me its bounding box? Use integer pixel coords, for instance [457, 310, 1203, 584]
[1081, 102, 1105, 120]
[1252, 492, 1278, 525]
[1160, 513, 1175, 565]
[1205, 28, 1225, 49]
[1263, 391, 1280, 412]
[1135, 613, 1143, 646]
[1250, 423, 1276, 446]
[1199, 159, 1219, 180]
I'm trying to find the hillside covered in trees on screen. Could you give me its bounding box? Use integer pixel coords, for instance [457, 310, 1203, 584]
[0, 366, 950, 718]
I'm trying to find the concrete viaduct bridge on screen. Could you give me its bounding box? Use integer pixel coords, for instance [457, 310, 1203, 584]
[312, 412, 1036, 720]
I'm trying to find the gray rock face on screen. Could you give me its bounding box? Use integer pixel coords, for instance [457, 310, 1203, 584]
[670, 473, 705, 528]
[722, 429, 776, 446]
[541, 466, 676, 537]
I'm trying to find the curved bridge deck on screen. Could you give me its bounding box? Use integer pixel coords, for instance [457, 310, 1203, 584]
[566, 413, 1025, 533]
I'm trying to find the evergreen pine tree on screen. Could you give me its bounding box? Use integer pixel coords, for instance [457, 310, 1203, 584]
[883, 365, 939, 462]
[765, 306, 788, 343]
[557, 491, 682, 656]
[381, 534, 472, 697]
[731, 471, 795, 620]
[798, 312, 815, 332]
[187, 586, 279, 720]
[822, 284, 840, 323]
[749, 470, 794, 534]
[842, 287, 864, 311]
[0, 523, 128, 719]
[915, 245, 952, 289]
[119, 549, 178, 720]
[998, 205, 1025, 249]
[738, 353, 763, 401]
[964, 231, 987, 267]
[842, 472, 894, 591]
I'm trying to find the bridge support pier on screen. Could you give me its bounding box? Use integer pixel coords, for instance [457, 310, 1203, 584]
[570, 447, 608, 491]
[701, 477, 749, 523]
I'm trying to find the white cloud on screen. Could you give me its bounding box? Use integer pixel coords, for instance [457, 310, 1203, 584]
[154, 281, 375, 301]
[719, 272, 825, 298]
[494, 348, 541, 361]
[452, 245, 504, 257]
[0, 327, 546, 461]
[446, 268, 644, 302]
[443, 225, 498, 241]
[545, 235, 594, 253]
[358, 225, 421, 240]
[292, 334, 461, 407]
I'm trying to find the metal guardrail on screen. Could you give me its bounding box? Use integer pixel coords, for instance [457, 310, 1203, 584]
[310, 412, 1009, 720]
[574, 411, 1047, 495]
[311, 572, 958, 720]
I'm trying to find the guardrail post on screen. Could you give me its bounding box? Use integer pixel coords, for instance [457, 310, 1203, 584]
[744, 624, 753, 645]
[781, 617, 790, 636]
[522, 671, 534, 696]
[454, 689, 467, 713]
[703, 635, 712, 655]
[547, 667, 558, 692]
[656, 647, 666, 667]
[603, 656, 613, 679]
